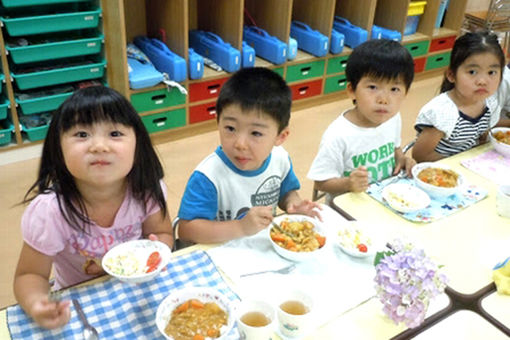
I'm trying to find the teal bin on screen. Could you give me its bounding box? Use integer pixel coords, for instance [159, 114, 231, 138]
[0, 98, 8, 120]
[7, 34, 104, 64]
[1, 8, 101, 36]
[12, 59, 106, 90]
[0, 74, 4, 95]
[0, 121, 13, 145]
[17, 91, 73, 114]
[1, 0, 90, 7]
[21, 122, 49, 141]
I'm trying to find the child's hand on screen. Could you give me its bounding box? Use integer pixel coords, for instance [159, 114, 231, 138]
[30, 296, 71, 329]
[394, 156, 416, 178]
[348, 167, 369, 192]
[287, 200, 323, 221]
[83, 258, 105, 276]
[240, 206, 273, 236]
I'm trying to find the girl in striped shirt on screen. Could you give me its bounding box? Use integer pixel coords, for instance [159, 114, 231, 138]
[413, 32, 505, 162]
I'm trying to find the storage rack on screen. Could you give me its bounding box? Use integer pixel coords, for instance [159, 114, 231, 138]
[0, 0, 105, 149]
[1, 0, 467, 152]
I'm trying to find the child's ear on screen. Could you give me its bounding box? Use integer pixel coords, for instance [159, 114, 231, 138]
[347, 83, 357, 105]
[275, 127, 290, 146]
[446, 68, 455, 84]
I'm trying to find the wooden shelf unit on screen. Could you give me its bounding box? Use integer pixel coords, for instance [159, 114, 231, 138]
[1, 0, 468, 152]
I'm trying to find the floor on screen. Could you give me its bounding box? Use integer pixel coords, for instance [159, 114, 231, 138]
[0, 74, 443, 308]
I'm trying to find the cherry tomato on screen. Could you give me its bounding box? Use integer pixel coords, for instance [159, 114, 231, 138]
[146, 264, 158, 273]
[146, 251, 161, 268]
[357, 243, 368, 253]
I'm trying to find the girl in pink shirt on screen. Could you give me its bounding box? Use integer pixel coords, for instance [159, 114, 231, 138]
[13, 86, 173, 329]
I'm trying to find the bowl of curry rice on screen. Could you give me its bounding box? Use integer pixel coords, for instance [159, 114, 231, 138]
[156, 287, 235, 340]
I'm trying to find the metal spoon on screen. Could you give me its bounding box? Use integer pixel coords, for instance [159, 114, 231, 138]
[240, 263, 296, 277]
[72, 299, 99, 340]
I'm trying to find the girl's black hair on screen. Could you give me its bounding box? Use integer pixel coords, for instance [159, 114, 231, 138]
[216, 67, 291, 133]
[440, 31, 505, 93]
[23, 85, 167, 233]
[346, 39, 415, 91]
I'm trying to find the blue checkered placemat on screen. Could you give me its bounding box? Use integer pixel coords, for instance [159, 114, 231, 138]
[7, 250, 240, 340]
[367, 177, 487, 223]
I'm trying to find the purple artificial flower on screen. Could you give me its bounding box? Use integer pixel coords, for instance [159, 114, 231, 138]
[374, 239, 448, 328]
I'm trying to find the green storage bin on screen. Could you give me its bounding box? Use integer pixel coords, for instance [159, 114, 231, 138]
[326, 55, 349, 75]
[324, 74, 348, 94]
[0, 122, 13, 145]
[286, 60, 325, 83]
[404, 40, 430, 58]
[17, 91, 73, 114]
[1, 0, 89, 7]
[141, 108, 186, 134]
[0, 74, 4, 95]
[0, 98, 9, 120]
[22, 122, 49, 141]
[12, 59, 106, 90]
[425, 51, 451, 71]
[7, 34, 103, 64]
[131, 87, 186, 113]
[1, 8, 101, 36]
[272, 67, 284, 78]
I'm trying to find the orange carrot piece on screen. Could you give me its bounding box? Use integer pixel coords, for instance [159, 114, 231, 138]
[285, 239, 296, 249]
[175, 301, 189, 313]
[193, 335, 205, 340]
[271, 234, 287, 243]
[190, 299, 204, 309]
[316, 235, 326, 247]
[207, 329, 219, 337]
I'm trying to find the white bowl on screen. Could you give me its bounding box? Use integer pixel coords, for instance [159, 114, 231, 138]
[411, 162, 463, 199]
[337, 221, 376, 258]
[156, 287, 235, 340]
[268, 214, 327, 262]
[490, 127, 510, 158]
[102, 239, 171, 284]
[382, 182, 430, 213]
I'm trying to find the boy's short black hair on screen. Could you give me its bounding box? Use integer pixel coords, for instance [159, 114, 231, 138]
[216, 67, 291, 132]
[346, 39, 414, 91]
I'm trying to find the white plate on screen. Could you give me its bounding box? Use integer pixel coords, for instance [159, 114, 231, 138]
[337, 222, 376, 258]
[102, 239, 171, 284]
[156, 287, 235, 340]
[268, 214, 327, 262]
[382, 182, 431, 213]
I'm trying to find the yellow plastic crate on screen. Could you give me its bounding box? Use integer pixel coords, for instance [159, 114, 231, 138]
[408, 1, 427, 16]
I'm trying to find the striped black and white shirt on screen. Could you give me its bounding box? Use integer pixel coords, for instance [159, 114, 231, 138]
[415, 92, 500, 157]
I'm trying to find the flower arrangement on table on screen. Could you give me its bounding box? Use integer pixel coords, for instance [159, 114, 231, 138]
[373, 239, 448, 328]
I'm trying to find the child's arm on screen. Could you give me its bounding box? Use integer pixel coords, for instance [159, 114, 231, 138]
[13, 243, 71, 329]
[142, 210, 174, 249]
[412, 127, 446, 162]
[178, 205, 274, 243]
[314, 167, 369, 195]
[279, 190, 322, 220]
[394, 147, 416, 177]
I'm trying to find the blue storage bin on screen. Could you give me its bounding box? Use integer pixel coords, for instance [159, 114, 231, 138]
[371, 25, 402, 41]
[330, 29, 344, 54]
[188, 48, 204, 80]
[436, 0, 449, 28]
[290, 21, 328, 57]
[404, 16, 421, 36]
[242, 41, 255, 68]
[333, 16, 368, 49]
[287, 37, 297, 60]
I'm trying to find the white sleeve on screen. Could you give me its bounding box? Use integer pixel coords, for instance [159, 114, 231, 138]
[307, 130, 345, 181]
[415, 94, 458, 138]
[394, 113, 402, 148]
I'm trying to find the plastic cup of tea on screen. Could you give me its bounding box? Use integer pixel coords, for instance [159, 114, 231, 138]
[276, 290, 314, 338]
[496, 184, 510, 218]
[236, 300, 275, 340]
